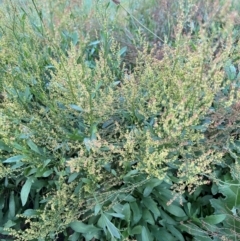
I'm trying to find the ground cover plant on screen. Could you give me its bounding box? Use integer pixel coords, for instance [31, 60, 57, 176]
[0, 0, 240, 240]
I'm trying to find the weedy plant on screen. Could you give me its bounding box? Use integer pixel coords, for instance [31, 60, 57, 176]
[0, 0, 240, 240]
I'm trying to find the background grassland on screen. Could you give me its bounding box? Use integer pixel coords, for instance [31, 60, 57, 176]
[0, 0, 240, 240]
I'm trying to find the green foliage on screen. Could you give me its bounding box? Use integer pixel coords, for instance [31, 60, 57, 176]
[0, 0, 240, 240]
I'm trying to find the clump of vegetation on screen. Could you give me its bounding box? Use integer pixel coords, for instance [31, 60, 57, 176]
[0, 0, 240, 240]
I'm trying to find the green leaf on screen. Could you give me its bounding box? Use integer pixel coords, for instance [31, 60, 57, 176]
[118, 193, 136, 202]
[150, 226, 174, 241]
[237, 72, 240, 80]
[122, 203, 131, 222]
[164, 204, 186, 217]
[68, 172, 79, 183]
[101, 214, 121, 239]
[69, 104, 83, 112]
[167, 225, 185, 241]
[43, 159, 51, 168]
[23, 209, 38, 217]
[4, 220, 16, 228]
[112, 203, 124, 214]
[3, 155, 26, 163]
[27, 139, 41, 154]
[211, 183, 218, 195]
[141, 226, 152, 241]
[142, 209, 155, 225]
[94, 203, 102, 216]
[88, 40, 100, 46]
[130, 201, 142, 224]
[159, 208, 176, 225]
[130, 225, 142, 235]
[71, 31, 79, 45]
[0, 141, 12, 152]
[193, 236, 214, 241]
[69, 232, 80, 241]
[11, 161, 24, 170]
[84, 138, 92, 151]
[118, 46, 127, 57]
[142, 197, 160, 219]
[70, 221, 100, 234]
[202, 214, 226, 225]
[106, 212, 125, 219]
[42, 169, 53, 177]
[21, 177, 34, 206]
[90, 123, 97, 139]
[9, 191, 15, 218]
[225, 64, 236, 80]
[218, 182, 240, 207]
[143, 178, 163, 197]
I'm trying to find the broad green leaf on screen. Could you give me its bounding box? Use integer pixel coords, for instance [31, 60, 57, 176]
[69, 104, 83, 112]
[0, 141, 12, 152]
[43, 159, 51, 168]
[210, 198, 230, 216]
[13, 142, 24, 151]
[21, 177, 34, 206]
[141, 226, 152, 241]
[32, 179, 47, 191]
[202, 214, 226, 225]
[118, 46, 127, 57]
[164, 204, 186, 217]
[90, 123, 97, 139]
[23, 209, 38, 217]
[68, 172, 79, 183]
[3, 155, 26, 163]
[180, 222, 210, 237]
[159, 208, 176, 225]
[70, 221, 100, 234]
[218, 182, 240, 207]
[11, 162, 24, 170]
[9, 191, 15, 218]
[71, 32, 79, 45]
[142, 197, 160, 219]
[4, 220, 16, 228]
[231, 206, 238, 216]
[211, 183, 218, 195]
[157, 188, 177, 204]
[84, 232, 100, 241]
[94, 203, 102, 216]
[82, 178, 91, 184]
[69, 232, 80, 241]
[42, 169, 53, 177]
[101, 214, 121, 239]
[225, 64, 236, 80]
[122, 203, 131, 222]
[150, 226, 175, 241]
[130, 225, 142, 235]
[130, 201, 142, 224]
[158, 228, 176, 241]
[112, 203, 124, 214]
[142, 209, 155, 225]
[237, 72, 240, 80]
[118, 193, 136, 202]
[167, 225, 185, 241]
[106, 212, 125, 219]
[193, 236, 214, 241]
[84, 138, 91, 151]
[88, 40, 100, 46]
[27, 139, 41, 154]
[143, 178, 162, 197]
